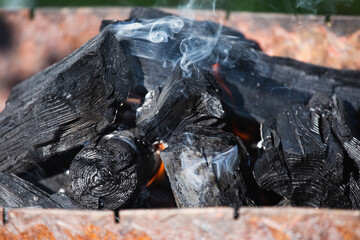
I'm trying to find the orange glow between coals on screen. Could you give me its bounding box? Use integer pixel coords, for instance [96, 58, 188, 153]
[212, 63, 234, 102]
[125, 98, 142, 104]
[146, 162, 165, 187]
[233, 120, 252, 141]
[146, 142, 166, 187]
[154, 142, 166, 152]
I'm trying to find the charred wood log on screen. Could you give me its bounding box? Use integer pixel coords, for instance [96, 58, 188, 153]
[160, 126, 254, 207]
[0, 30, 130, 174]
[106, 8, 360, 124]
[136, 66, 224, 144]
[69, 129, 156, 209]
[0, 172, 76, 208]
[253, 93, 360, 209]
[103, 9, 260, 91]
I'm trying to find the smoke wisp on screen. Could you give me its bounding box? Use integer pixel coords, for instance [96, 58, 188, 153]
[110, 14, 263, 77]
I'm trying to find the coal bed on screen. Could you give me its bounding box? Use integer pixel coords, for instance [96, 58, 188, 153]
[0, 7, 360, 214]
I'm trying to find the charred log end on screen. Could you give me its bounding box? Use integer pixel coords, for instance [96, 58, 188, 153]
[69, 130, 154, 209]
[70, 154, 137, 209]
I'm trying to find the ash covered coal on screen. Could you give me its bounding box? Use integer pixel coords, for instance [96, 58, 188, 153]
[0, 7, 359, 211]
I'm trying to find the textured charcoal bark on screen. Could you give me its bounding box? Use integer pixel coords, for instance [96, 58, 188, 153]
[106, 8, 360, 123]
[136, 66, 224, 144]
[69, 129, 156, 209]
[254, 93, 360, 209]
[0, 30, 130, 174]
[160, 126, 254, 208]
[0, 172, 76, 208]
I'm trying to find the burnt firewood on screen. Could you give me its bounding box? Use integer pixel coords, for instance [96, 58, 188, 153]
[0, 172, 76, 208]
[102, 7, 260, 91]
[255, 55, 360, 121]
[0, 30, 130, 174]
[106, 8, 360, 123]
[69, 129, 156, 209]
[254, 93, 360, 209]
[160, 126, 254, 207]
[136, 66, 224, 144]
[49, 192, 78, 209]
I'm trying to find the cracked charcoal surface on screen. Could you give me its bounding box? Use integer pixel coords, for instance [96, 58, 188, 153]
[254, 93, 360, 209]
[0, 30, 130, 174]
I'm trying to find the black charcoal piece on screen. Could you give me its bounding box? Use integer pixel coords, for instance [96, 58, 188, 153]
[0, 30, 130, 174]
[136, 66, 224, 144]
[160, 126, 254, 208]
[69, 129, 155, 209]
[0, 172, 76, 208]
[107, 8, 360, 123]
[254, 93, 360, 209]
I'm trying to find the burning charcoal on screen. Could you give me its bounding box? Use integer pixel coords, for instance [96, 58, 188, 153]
[0, 172, 76, 208]
[107, 8, 360, 124]
[0, 30, 130, 174]
[136, 66, 224, 144]
[105, 8, 260, 91]
[254, 93, 360, 209]
[160, 126, 254, 208]
[257, 55, 360, 119]
[69, 129, 156, 209]
[205, 49, 360, 123]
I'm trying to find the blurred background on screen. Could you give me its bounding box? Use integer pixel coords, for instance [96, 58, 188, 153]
[0, 0, 360, 16]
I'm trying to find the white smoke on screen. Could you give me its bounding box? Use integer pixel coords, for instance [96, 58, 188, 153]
[211, 145, 240, 179]
[113, 16, 184, 43]
[179, 24, 222, 74]
[109, 0, 265, 77]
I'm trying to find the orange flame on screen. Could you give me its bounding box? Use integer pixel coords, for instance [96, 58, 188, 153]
[146, 142, 166, 187]
[212, 63, 234, 102]
[154, 142, 166, 152]
[146, 162, 165, 187]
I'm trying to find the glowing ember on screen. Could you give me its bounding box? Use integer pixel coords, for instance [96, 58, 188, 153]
[146, 162, 165, 187]
[146, 142, 167, 187]
[233, 125, 252, 141]
[232, 119, 255, 142]
[154, 142, 166, 152]
[212, 63, 234, 102]
[125, 98, 143, 104]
